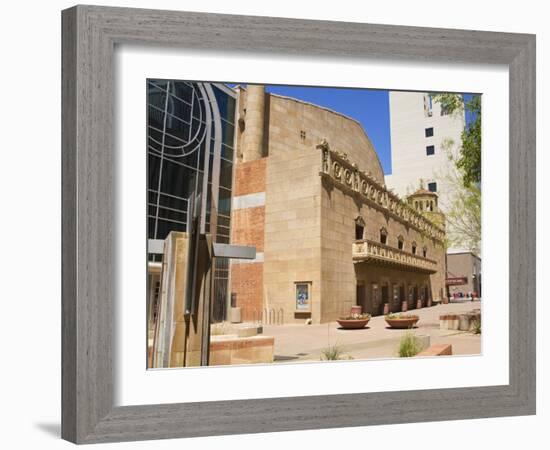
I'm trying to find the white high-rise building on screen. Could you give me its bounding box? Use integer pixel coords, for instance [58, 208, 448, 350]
[385, 91, 465, 213]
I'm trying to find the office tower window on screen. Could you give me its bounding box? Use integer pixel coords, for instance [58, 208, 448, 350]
[426, 145, 435, 156]
[428, 182, 437, 192]
[423, 94, 433, 117]
[425, 127, 434, 137]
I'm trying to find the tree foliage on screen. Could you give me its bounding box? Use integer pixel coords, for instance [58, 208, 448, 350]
[436, 140, 481, 254]
[431, 93, 481, 187]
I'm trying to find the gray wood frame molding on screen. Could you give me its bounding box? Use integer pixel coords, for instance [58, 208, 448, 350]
[62, 5, 536, 444]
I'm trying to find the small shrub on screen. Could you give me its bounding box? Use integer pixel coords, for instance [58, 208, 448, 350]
[472, 320, 481, 334]
[397, 332, 422, 357]
[321, 345, 344, 361]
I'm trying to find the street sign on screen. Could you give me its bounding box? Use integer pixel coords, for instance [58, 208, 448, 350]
[212, 243, 256, 260]
[446, 276, 468, 286]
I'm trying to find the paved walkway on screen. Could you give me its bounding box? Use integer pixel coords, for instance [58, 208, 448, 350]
[262, 301, 481, 363]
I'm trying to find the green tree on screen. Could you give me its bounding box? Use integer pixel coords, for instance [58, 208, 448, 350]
[431, 93, 481, 187]
[436, 140, 481, 254]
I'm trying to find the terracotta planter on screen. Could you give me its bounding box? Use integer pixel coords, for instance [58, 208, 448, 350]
[383, 303, 390, 315]
[350, 305, 362, 315]
[385, 315, 419, 329]
[401, 301, 408, 312]
[337, 318, 370, 329]
[416, 299, 423, 309]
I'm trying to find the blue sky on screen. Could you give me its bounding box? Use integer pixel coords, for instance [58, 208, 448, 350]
[231, 84, 475, 175]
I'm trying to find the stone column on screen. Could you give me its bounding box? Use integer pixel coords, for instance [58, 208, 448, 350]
[151, 231, 213, 368]
[242, 84, 265, 162]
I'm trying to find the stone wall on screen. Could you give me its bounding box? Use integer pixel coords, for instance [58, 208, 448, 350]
[232, 87, 447, 324]
[267, 94, 385, 184]
[447, 252, 482, 296]
[263, 115, 322, 324]
[320, 180, 446, 321]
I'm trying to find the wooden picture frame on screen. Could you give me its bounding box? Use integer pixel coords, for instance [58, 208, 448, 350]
[62, 5, 536, 444]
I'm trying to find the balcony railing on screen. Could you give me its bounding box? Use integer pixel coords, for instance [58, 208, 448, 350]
[352, 239, 438, 274]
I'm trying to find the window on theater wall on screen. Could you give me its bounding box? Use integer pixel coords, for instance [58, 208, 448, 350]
[355, 216, 365, 240]
[428, 182, 437, 192]
[380, 228, 388, 245]
[425, 127, 434, 137]
[355, 224, 364, 240]
[397, 236, 404, 250]
[412, 242, 417, 255]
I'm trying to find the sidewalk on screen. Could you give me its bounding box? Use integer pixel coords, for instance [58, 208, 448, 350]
[263, 301, 481, 362]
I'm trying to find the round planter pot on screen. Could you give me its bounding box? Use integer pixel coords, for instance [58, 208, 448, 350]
[350, 305, 362, 316]
[401, 301, 408, 312]
[385, 316, 419, 329]
[337, 318, 370, 329]
[383, 303, 390, 315]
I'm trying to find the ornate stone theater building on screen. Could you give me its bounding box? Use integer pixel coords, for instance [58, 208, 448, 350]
[230, 85, 447, 324]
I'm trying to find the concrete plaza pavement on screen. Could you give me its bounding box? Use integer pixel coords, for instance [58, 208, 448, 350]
[263, 301, 482, 362]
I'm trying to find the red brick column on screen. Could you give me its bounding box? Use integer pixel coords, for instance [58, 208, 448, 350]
[230, 159, 266, 322]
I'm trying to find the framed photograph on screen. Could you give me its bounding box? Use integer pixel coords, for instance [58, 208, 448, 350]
[295, 282, 312, 313]
[62, 5, 535, 444]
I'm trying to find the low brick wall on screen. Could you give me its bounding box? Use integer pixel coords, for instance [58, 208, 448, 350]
[418, 344, 453, 356]
[210, 335, 274, 366]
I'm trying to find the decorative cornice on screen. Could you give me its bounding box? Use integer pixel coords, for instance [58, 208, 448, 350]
[317, 139, 445, 242]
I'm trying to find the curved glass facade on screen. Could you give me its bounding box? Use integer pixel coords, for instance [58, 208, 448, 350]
[147, 80, 236, 321]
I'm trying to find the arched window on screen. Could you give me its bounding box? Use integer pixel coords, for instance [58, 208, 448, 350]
[355, 216, 365, 240]
[397, 235, 404, 250]
[423, 246, 427, 258]
[380, 227, 388, 245]
[411, 241, 417, 255]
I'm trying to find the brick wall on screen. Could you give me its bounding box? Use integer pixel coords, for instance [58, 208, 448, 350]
[230, 263, 264, 322]
[231, 206, 265, 251]
[230, 158, 266, 322]
[233, 158, 267, 196]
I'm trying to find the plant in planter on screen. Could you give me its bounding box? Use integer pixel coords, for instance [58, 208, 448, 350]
[337, 313, 371, 329]
[385, 313, 419, 329]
